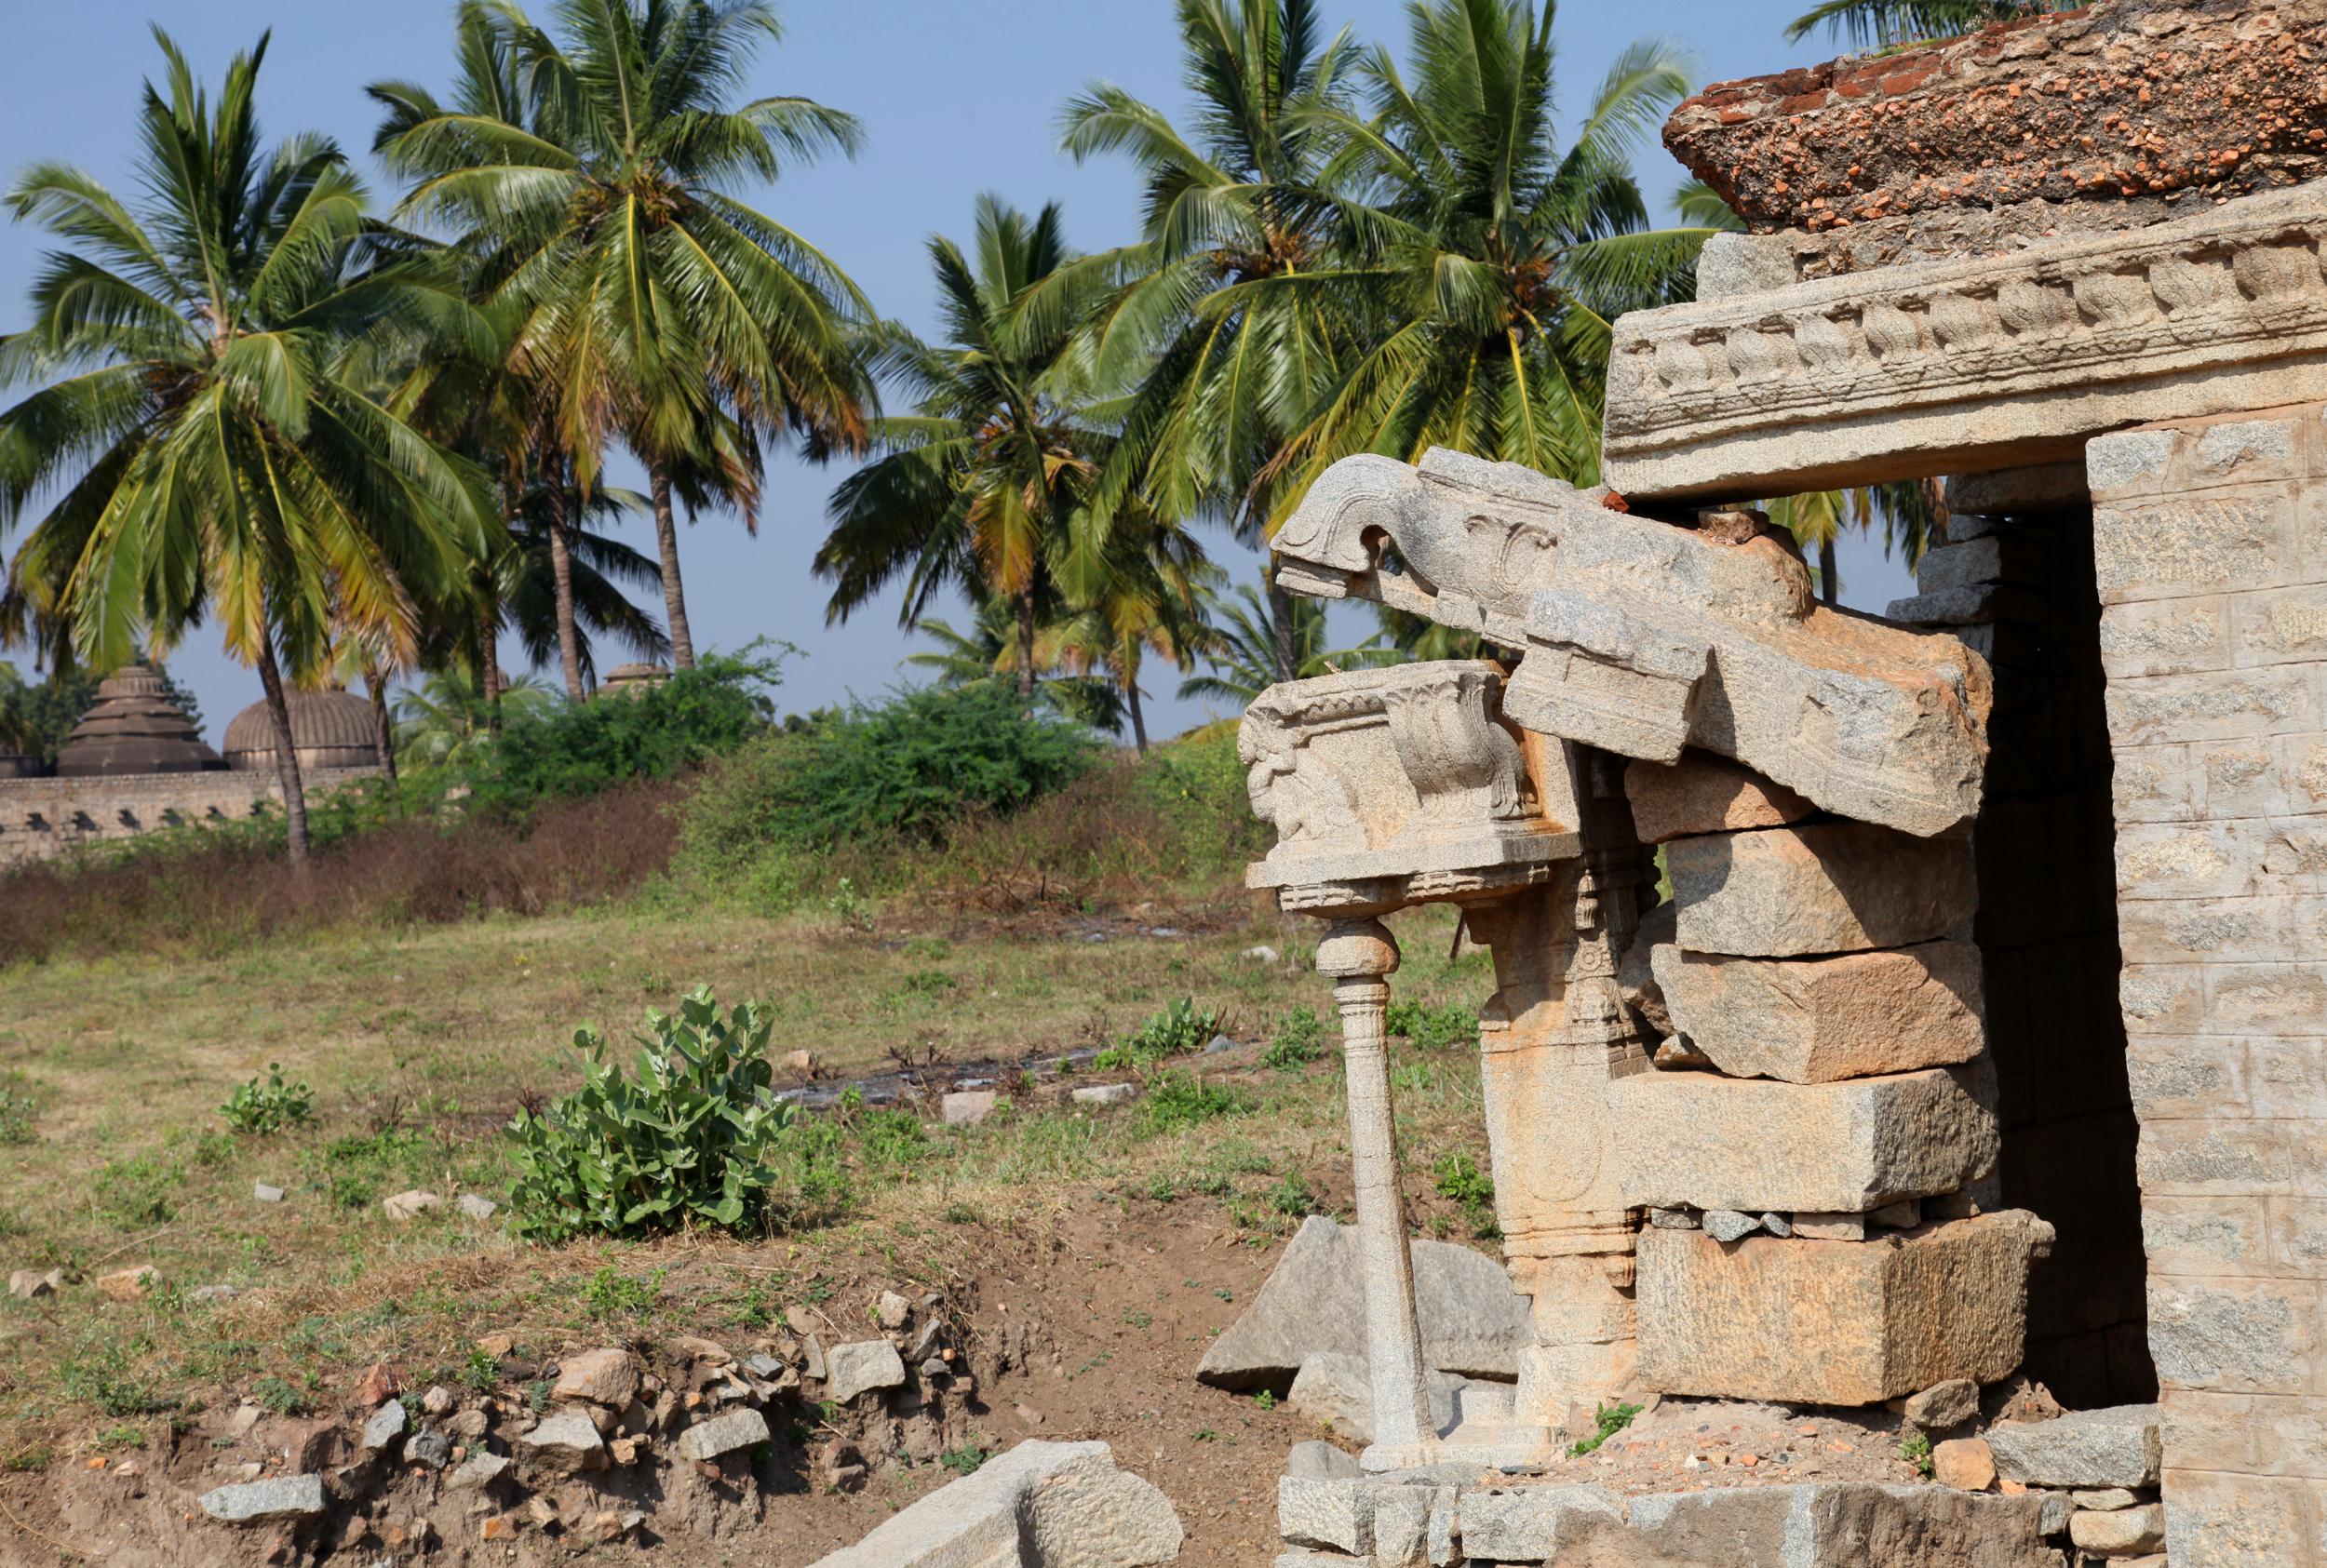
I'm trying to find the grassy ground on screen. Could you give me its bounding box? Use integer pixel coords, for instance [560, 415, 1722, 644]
[0, 892, 1500, 1473]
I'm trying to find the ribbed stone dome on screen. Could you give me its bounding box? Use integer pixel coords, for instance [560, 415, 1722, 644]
[223, 689, 380, 772]
[54, 663, 223, 777]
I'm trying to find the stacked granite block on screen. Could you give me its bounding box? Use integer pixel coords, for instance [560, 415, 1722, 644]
[1609, 753, 2051, 1406]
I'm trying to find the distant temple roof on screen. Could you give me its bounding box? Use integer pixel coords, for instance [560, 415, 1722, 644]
[54, 663, 223, 777]
[223, 689, 379, 771]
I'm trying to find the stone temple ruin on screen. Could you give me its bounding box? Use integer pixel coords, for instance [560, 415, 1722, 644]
[1245, 2, 2327, 1562]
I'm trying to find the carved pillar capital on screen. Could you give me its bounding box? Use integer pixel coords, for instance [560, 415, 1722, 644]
[1316, 918, 1401, 981]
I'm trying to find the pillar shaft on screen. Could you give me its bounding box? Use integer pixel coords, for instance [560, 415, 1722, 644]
[1335, 972, 1433, 1453]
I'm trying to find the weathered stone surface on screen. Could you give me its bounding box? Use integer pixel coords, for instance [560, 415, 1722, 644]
[1665, 824, 1977, 958]
[1279, 1476, 1371, 1555]
[1651, 940, 1984, 1083]
[1635, 1213, 2052, 1405]
[1611, 1066, 1998, 1215]
[2071, 1502, 2164, 1555]
[7, 1269, 58, 1300]
[1197, 1216, 1532, 1387]
[941, 1091, 997, 1126]
[1269, 449, 1989, 836]
[1664, 4, 2327, 234]
[1903, 1377, 1980, 1432]
[1617, 900, 1675, 1040]
[1930, 1437, 1995, 1492]
[810, 1440, 1181, 1568]
[824, 1340, 908, 1404]
[1619, 1482, 2055, 1567]
[1984, 1405, 2162, 1489]
[1070, 1083, 1136, 1107]
[1701, 1210, 1761, 1243]
[2070, 1488, 2142, 1512]
[1623, 754, 1813, 844]
[1794, 1212, 1867, 1241]
[676, 1408, 770, 1462]
[1456, 1484, 1626, 1561]
[1695, 231, 1795, 301]
[97, 1265, 158, 1300]
[552, 1347, 639, 1409]
[1946, 462, 2091, 519]
[1601, 185, 2327, 500]
[359, 1398, 407, 1453]
[457, 1193, 499, 1221]
[199, 1475, 328, 1525]
[381, 1189, 440, 1222]
[1285, 1440, 1360, 1481]
[1285, 1352, 1481, 1447]
[518, 1412, 607, 1472]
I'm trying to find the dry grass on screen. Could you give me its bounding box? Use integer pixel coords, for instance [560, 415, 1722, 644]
[0, 895, 1499, 1465]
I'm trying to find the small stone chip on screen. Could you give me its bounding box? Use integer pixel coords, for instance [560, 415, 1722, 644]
[1701, 1209, 1762, 1242]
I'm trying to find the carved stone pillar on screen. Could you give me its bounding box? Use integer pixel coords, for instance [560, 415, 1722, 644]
[1315, 918, 1435, 1468]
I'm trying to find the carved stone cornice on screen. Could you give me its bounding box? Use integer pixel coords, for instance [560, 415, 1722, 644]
[1240, 662, 1580, 914]
[1602, 183, 2327, 499]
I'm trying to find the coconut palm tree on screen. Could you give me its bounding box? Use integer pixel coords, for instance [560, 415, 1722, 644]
[1056, 0, 1360, 682]
[1180, 574, 1367, 705]
[370, 0, 871, 680]
[903, 599, 1125, 734]
[1252, 0, 1707, 490]
[395, 665, 555, 771]
[0, 30, 495, 862]
[1785, 0, 2070, 47]
[1048, 501, 1217, 754]
[817, 197, 1121, 697]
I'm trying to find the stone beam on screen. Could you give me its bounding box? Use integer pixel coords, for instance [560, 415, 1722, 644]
[1271, 449, 1991, 836]
[1664, 1, 2327, 235]
[1601, 184, 2327, 499]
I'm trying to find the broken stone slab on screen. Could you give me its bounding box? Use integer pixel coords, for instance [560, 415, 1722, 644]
[517, 1411, 607, 1473]
[381, 1190, 440, 1222]
[358, 1399, 407, 1453]
[1665, 824, 1978, 958]
[457, 1193, 498, 1221]
[1902, 1377, 1980, 1432]
[1070, 1083, 1136, 1107]
[551, 1347, 639, 1409]
[1285, 1441, 1361, 1481]
[448, 1451, 507, 1488]
[199, 1474, 328, 1525]
[1635, 1213, 2053, 1406]
[1197, 1215, 1533, 1387]
[2071, 1502, 2165, 1556]
[1984, 1405, 2162, 1489]
[1268, 449, 1989, 837]
[1623, 754, 1813, 845]
[1280, 1475, 1376, 1556]
[7, 1269, 58, 1300]
[676, 1408, 770, 1463]
[941, 1090, 997, 1126]
[1285, 1352, 1487, 1448]
[808, 1439, 1182, 1568]
[1651, 940, 1984, 1083]
[1611, 1066, 1998, 1215]
[824, 1340, 908, 1404]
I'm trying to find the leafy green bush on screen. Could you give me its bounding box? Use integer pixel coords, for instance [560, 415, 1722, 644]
[464, 650, 784, 817]
[1092, 998, 1218, 1072]
[220, 1065, 315, 1134]
[507, 986, 800, 1242]
[1387, 998, 1478, 1052]
[1261, 1006, 1326, 1071]
[1433, 1150, 1498, 1238]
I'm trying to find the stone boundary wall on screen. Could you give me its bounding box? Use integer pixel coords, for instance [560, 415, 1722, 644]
[2093, 401, 2327, 1564]
[0, 768, 380, 868]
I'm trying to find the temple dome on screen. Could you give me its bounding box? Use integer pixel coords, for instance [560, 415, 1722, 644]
[54, 663, 222, 777]
[599, 663, 670, 699]
[223, 689, 380, 772]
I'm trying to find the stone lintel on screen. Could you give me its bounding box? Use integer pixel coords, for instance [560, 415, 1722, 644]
[1602, 184, 2327, 500]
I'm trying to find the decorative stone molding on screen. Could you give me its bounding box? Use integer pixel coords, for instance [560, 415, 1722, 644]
[1602, 184, 2327, 499]
[1271, 449, 1992, 836]
[1239, 661, 1580, 915]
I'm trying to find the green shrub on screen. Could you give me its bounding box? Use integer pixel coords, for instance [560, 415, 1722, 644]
[465, 650, 784, 817]
[220, 1065, 315, 1134]
[1137, 1071, 1251, 1132]
[1093, 998, 1218, 1072]
[1567, 1400, 1642, 1458]
[1387, 999, 1478, 1052]
[1432, 1151, 1498, 1238]
[1261, 1006, 1326, 1071]
[507, 986, 800, 1242]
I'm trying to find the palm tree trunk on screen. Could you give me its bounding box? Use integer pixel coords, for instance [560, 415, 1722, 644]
[649, 460, 695, 672]
[1269, 559, 1298, 683]
[479, 605, 504, 736]
[254, 634, 310, 866]
[545, 473, 586, 701]
[1126, 673, 1150, 756]
[1818, 535, 1840, 606]
[1016, 590, 1038, 699]
[369, 670, 398, 789]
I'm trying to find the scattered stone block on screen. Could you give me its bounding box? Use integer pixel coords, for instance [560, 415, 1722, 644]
[552, 1348, 639, 1409]
[824, 1340, 907, 1404]
[252, 1183, 285, 1203]
[1871, 1199, 1924, 1229]
[876, 1290, 912, 1331]
[407, 1430, 451, 1468]
[808, 1440, 1181, 1568]
[97, 1265, 158, 1301]
[1984, 1405, 2161, 1489]
[1665, 824, 1977, 958]
[1197, 1216, 1533, 1387]
[381, 1189, 440, 1222]
[1903, 1377, 1980, 1431]
[1650, 941, 1984, 1083]
[1071, 1083, 1136, 1106]
[677, 1408, 770, 1462]
[1623, 753, 1813, 844]
[941, 1091, 996, 1126]
[1635, 1212, 2052, 1405]
[518, 1412, 607, 1473]
[2071, 1502, 2165, 1555]
[199, 1474, 328, 1524]
[1285, 1440, 1361, 1481]
[1931, 1437, 1996, 1491]
[448, 1452, 508, 1488]
[457, 1194, 499, 1221]
[359, 1399, 407, 1452]
[7, 1269, 58, 1300]
[2072, 1488, 2143, 1511]
[1612, 1066, 1997, 1215]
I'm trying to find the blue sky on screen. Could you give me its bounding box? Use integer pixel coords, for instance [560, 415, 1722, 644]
[0, 0, 1908, 742]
